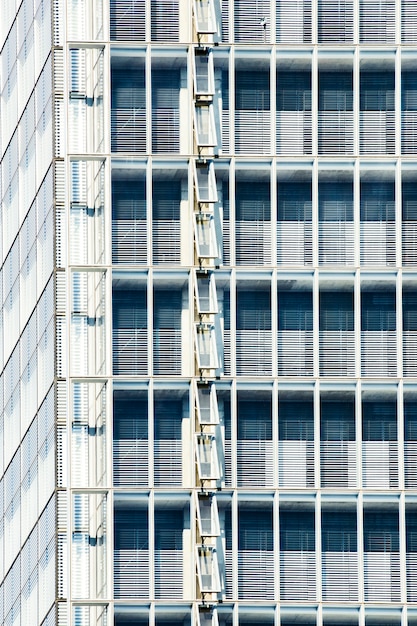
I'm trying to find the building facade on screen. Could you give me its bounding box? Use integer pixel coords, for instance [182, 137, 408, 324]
[1, 0, 417, 624]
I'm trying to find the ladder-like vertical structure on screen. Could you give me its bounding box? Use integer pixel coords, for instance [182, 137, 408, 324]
[191, 2, 224, 624]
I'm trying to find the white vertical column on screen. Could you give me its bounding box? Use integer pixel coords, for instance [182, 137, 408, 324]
[311, 52, 318, 157]
[398, 381, 405, 492]
[395, 159, 402, 269]
[397, 270, 403, 379]
[232, 489, 238, 600]
[271, 269, 278, 380]
[357, 490, 364, 604]
[270, 51, 276, 158]
[353, 48, 360, 157]
[146, 46, 152, 155]
[311, 0, 318, 45]
[399, 490, 407, 604]
[354, 270, 361, 379]
[354, 154, 360, 268]
[315, 492, 322, 603]
[354, 0, 360, 44]
[357, 488, 365, 626]
[395, 48, 401, 157]
[229, 160, 236, 270]
[273, 490, 280, 601]
[229, 50, 235, 156]
[314, 380, 320, 490]
[149, 467, 155, 601]
[356, 381, 362, 491]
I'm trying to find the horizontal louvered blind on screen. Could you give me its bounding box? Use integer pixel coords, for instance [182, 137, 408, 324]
[322, 552, 358, 600]
[318, 0, 354, 42]
[154, 399, 182, 486]
[110, 0, 146, 40]
[321, 400, 355, 440]
[278, 71, 312, 111]
[152, 180, 181, 265]
[364, 510, 399, 551]
[320, 401, 356, 486]
[318, 111, 354, 154]
[402, 0, 417, 43]
[280, 511, 315, 550]
[235, 71, 270, 154]
[406, 510, 417, 600]
[321, 442, 357, 487]
[278, 292, 313, 375]
[237, 400, 272, 487]
[150, 0, 179, 40]
[402, 182, 417, 265]
[360, 0, 395, 42]
[238, 510, 274, 599]
[362, 401, 397, 441]
[360, 72, 395, 154]
[235, 181, 271, 265]
[221, 180, 230, 261]
[222, 289, 231, 376]
[319, 71, 353, 111]
[405, 401, 417, 440]
[277, 182, 312, 265]
[237, 290, 271, 330]
[278, 401, 314, 487]
[155, 510, 183, 598]
[322, 511, 357, 551]
[360, 111, 395, 154]
[405, 402, 417, 487]
[404, 441, 417, 489]
[319, 294, 354, 372]
[402, 112, 417, 154]
[404, 295, 417, 375]
[236, 329, 272, 376]
[280, 551, 316, 600]
[361, 72, 395, 110]
[362, 442, 398, 488]
[220, 70, 230, 154]
[277, 222, 312, 265]
[279, 292, 313, 330]
[278, 330, 313, 375]
[277, 111, 312, 155]
[236, 290, 271, 375]
[112, 179, 146, 264]
[279, 401, 314, 440]
[361, 292, 396, 328]
[113, 396, 148, 486]
[276, 0, 312, 43]
[153, 290, 182, 375]
[112, 288, 147, 375]
[279, 441, 314, 487]
[111, 66, 146, 153]
[222, 399, 232, 487]
[320, 334, 355, 376]
[364, 553, 401, 601]
[320, 292, 354, 330]
[360, 182, 395, 264]
[319, 73, 353, 154]
[152, 70, 180, 153]
[114, 508, 149, 598]
[361, 330, 397, 376]
[234, 0, 270, 43]
[322, 511, 358, 600]
[277, 73, 312, 154]
[235, 111, 271, 154]
[402, 71, 417, 154]
[361, 292, 396, 376]
[407, 553, 417, 601]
